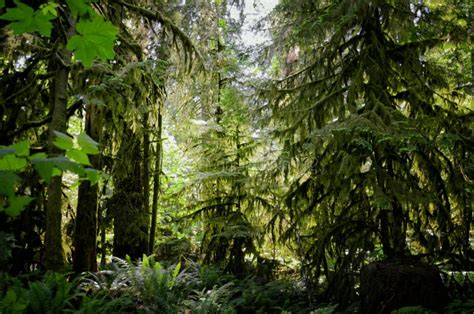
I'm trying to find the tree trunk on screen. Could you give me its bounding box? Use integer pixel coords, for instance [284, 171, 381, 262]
[44, 15, 74, 271]
[112, 128, 149, 259]
[387, 160, 407, 256]
[73, 105, 102, 272]
[149, 111, 162, 253]
[142, 113, 151, 253]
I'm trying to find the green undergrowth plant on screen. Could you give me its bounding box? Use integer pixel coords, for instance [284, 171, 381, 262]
[444, 299, 474, 314]
[79, 255, 316, 313]
[176, 260, 312, 313]
[4, 258, 468, 313]
[231, 277, 310, 313]
[183, 282, 236, 314]
[0, 272, 80, 313]
[392, 306, 435, 313]
[81, 255, 183, 313]
[309, 304, 338, 313]
[0, 271, 133, 313]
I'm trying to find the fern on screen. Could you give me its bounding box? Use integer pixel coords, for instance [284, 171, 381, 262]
[81, 255, 185, 313]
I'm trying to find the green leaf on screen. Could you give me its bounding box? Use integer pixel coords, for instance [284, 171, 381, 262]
[0, 155, 27, 171]
[50, 156, 84, 175]
[66, 15, 118, 66]
[4, 195, 33, 216]
[32, 156, 84, 183]
[52, 167, 62, 177]
[0, 0, 5, 9]
[142, 254, 149, 268]
[32, 159, 56, 183]
[0, 148, 16, 158]
[0, 288, 27, 311]
[155, 262, 163, 282]
[40, 2, 58, 17]
[65, 0, 92, 17]
[0, 171, 20, 196]
[0, 0, 55, 36]
[11, 140, 29, 157]
[33, 155, 89, 182]
[66, 149, 91, 165]
[84, 168, 100, 185]
[170, 262, 181, 287]
[2, 289, 17, 305]
[77, 132, 99, 154]
[0, 1, 33, 22]
[30, 152, 47, 160]
[53, 131, 74, 151]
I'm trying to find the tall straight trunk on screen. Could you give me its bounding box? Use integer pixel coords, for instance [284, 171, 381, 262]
[148, 38, 168, 254]
[99, 201, 107, 267]
[387, 161, 407, 256]
[148, 111, 162, 253]
[73, 105, 102, 272]
[44, 15, 74, 271]
[112, 128, 148, 259]
[374, 151, 395, 258]
[142, 113, 151, 253]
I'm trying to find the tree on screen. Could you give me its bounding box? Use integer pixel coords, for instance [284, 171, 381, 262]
[0, 0, 118, 271]
[72, 105, 102, 272]
[43, 6, 75, 271]
[170, 1, 279, 275]
[264, 0, 473, 303]
[69, 0, 200, 262]
[0, 0, 193, 270]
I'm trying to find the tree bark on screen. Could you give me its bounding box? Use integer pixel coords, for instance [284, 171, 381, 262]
[112, 128, 148, 259]
[148, 111, 162, 253]
[44, 15, 74, 271]
[142, 113, 151, 253]
[73, 105, 102, 272]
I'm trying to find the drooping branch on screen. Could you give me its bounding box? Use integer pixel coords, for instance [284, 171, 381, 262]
[111, 0, 203, 70]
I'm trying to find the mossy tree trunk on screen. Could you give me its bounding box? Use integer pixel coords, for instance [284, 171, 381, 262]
[73, 105, 102, 272]
[148, 110, 162, 253]
[112, 128, 149, 259]
[44, 12, 74, 272]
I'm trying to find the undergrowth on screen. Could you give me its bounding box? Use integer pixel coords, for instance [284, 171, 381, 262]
[1, 256, 473, 313]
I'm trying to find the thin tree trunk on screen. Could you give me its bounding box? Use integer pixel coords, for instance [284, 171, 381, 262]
[149, 111, 162, 253]
[99, 202, 107, 267]
[143, 112, 151, 252]
[44, 14, 74, 271]
[73, 105, 102, 272]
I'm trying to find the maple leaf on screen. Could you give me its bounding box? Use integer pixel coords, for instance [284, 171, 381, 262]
[67, 15, 118, 66]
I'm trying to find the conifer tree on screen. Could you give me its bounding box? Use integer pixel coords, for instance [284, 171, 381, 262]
[175, 1, 272, 275]
[264, 0, 473, 302]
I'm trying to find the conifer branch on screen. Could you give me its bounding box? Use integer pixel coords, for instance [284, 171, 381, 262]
[112, 0, 203, 70]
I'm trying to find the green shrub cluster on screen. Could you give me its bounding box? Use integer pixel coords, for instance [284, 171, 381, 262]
[0, 272, 134, 314]
[1, 257, 473, 313]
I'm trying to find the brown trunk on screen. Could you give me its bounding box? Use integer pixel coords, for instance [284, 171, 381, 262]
[112, 128, 148, 259]
[73, 180, 98, 271]
[73, 105, 102, 272]
[43, 14, 74, 271]
[142, 113, 151, 253]
[99, 202, 107, 267]
[387, 157, 406, 255]
[148, 111, 162, 253]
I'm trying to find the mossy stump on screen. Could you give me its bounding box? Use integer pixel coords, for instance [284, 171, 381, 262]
[360, 258, 449, 313]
